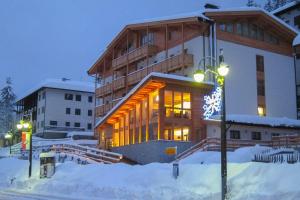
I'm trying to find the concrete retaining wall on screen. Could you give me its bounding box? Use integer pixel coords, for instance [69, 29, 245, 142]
[112, 140, 193, 164]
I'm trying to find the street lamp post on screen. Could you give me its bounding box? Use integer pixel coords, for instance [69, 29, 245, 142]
[193, 50, 229, 200]
[17, 121, 32, 178]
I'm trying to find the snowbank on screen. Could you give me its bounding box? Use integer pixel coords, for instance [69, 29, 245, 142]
[0, 146, 300, 199]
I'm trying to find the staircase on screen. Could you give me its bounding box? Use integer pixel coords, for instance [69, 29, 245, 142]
[9, 141, 123, 164]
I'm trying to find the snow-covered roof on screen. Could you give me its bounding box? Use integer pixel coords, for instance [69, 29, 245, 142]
[17, 79, 94, 102]
[95, 72, 213, 128]
[204, 7, 299, 34]
[208, 114, 300, 128]
[130, 10, 210, 25]
[271, 1, 299, 15]
[293, 34, 300, 46]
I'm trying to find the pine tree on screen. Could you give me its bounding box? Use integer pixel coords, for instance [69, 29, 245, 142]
[0, 78, 16, 133]
[247, 0, 255, 7]
[247, 0, 260, 7]
[264, 0, 273, 11]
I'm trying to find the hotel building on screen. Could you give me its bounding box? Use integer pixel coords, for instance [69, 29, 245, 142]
[88, 8, 300, 164]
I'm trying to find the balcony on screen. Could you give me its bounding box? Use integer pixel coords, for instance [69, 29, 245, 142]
[112, 45, 158, 71]
[96, 83, 112, 98]
[96, 98, 122, 117]
[113, 76, 125, 91]
[127, 53, 194, 85]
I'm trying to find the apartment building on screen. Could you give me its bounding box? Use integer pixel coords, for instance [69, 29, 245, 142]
[88, 8, 300, 163]
[16, 79, 95, 138]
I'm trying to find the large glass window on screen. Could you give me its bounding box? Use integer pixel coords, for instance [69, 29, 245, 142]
[173, 127, 189, 141]
[135, 103, 141, 143]
[164, 90, 191, 119]
[113, 122, 120, 147]
[125, 113, 129, 145]
[120, 117, 124, 146]
[165, 90, 173, 117]
[142, 98, 148, 142]
[149, 90, 159, 140]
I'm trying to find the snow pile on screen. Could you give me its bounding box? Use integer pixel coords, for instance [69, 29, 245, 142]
[181, 145, 270, 164]
[0, 146, 300, 199]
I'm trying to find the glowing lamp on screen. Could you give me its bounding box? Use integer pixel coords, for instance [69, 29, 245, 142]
[16, 124, 23, 130]
[193, 70, 205, 82]
[217, 62, 229, 77]
[258, 107, 265, 116]
[23, 123, 30, 129]
[5, 133, 12, 139]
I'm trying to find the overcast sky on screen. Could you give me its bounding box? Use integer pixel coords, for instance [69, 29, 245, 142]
[0, 0, 266, 96]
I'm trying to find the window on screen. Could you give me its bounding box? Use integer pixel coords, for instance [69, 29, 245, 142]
[257, 80, 265, 96]
[236, 23, 242, 35]
[88, 96, 93, 103]
[38, 95, 41, 101]
[75, 109, 81, 115]
[50, 121, 57, 126]
[42, 106, 45, 114]
[242, 23, 249, 37]
[87, 123, 92, 130]
[164, 90, 191, 119]
[76, 95, 81, 101]
[256, 55, 264, 72]
[66, 108, 71, 115]
[74, 122, 80, 128]
[257, 27, 264, 41]
[226, 23, 233, 33]
[65, 122, 70, 127]
[252, 132, 261, 140]
[41, 121, 44, 128]
[230, 130, 240, 139]
[249, 24, 257, 39]
[294, 15, 300, 28]
[88, 110, 93, 116]
[38, 108, 40, 115]
[65, 93, 73, 100]
[42, 92, 46, 99]
[37, 122, 39, 129]
[219, 23, 226, 31]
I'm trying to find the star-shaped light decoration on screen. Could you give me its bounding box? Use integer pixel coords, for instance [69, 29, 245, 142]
[203, 87, 222, 119]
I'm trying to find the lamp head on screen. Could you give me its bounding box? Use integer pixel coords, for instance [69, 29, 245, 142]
[16, 124, 23, 130]
[217, 62, 229, 77]
[23, 123, 30, 129]
[4, 133, 12, 139]
[193, 69, 205, 83]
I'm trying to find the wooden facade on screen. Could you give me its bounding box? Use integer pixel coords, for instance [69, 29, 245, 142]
[97, 75, 212, 149]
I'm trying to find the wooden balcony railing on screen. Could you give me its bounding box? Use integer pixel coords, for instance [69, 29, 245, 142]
[113, 76, 125, 91]
[95, 83, 112, 98]
[96, 98, 122, 117]
[96, 76, 126, 97]
[127, 53, 193, 85]
[112, 45, 158, 70]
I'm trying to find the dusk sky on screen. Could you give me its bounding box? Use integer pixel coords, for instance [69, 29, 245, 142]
[0, 0, 265, 97]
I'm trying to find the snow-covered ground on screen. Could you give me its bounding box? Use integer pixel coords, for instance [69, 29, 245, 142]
[0, 146, 300, 200]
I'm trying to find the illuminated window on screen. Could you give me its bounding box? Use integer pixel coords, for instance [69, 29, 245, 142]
[113, 122, 120, 147]
[164, 90, 191, 119]
[174, 128, 182, 141]
[165, 90, 173, 117]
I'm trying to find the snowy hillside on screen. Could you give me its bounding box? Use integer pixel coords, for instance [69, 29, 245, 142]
[0, 146, 300, 200]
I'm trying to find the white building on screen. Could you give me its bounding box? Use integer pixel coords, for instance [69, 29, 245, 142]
[16, 79, 95, 138]
[272, 1, 300, 31]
